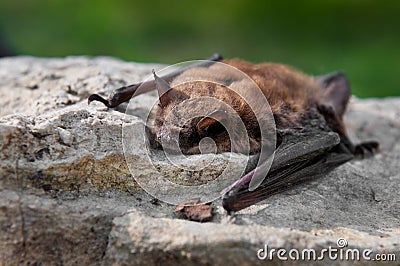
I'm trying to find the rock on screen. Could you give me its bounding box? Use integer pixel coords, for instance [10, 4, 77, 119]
[0, 56, 399, 265]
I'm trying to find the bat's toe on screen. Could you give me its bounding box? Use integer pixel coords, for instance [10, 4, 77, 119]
[354, 141, 379, 159]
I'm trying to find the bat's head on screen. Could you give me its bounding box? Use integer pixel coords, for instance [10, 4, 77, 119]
[147, 71, 263, 155]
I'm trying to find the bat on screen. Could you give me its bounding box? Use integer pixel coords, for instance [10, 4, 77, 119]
[88, 53, 378, 214]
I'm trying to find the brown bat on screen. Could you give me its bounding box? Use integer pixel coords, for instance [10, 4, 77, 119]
[88, 54, 378, 213]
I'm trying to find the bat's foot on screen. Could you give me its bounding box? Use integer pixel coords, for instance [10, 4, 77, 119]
[317, 102, 379, 160]
[354, 141, 379, 159]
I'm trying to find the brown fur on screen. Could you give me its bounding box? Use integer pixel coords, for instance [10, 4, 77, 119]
[149, 59, 328, 155]
[223, 59, 322, 126]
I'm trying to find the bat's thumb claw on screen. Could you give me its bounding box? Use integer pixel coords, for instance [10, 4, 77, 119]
[87, 94, 110, 107]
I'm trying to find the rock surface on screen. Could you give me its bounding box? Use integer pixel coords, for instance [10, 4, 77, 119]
[0, 56, 399, 265]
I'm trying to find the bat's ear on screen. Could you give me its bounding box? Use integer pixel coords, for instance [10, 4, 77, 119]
[153, 69, 172, 107]
[197, 110, 229, 132]
[153, 70, 186, 108]
[315, 71, 351, 118]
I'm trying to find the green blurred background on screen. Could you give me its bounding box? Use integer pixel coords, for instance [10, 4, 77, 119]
[0, 0, 399, 97]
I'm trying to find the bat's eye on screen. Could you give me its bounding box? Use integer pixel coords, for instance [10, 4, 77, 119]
[176, 116, 231, 154]
[202, 121, 226, 137]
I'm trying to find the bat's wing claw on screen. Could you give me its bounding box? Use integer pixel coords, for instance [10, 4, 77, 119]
[207, 53, 224, 61]
[87, 54, 224, 108]
[88, 94, 111, 107]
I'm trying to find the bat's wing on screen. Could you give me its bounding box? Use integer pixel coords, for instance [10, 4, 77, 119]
[88, 53, 223, 108]
[222, 129, 354, 212]
[222, 70, 379, 213]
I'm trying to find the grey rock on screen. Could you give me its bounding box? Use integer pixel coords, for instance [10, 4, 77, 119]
[0, 56, 399, 265]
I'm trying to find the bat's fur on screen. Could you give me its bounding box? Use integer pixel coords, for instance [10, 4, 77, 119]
[148, 59, 345, 155]
[88, 56, 378, 213]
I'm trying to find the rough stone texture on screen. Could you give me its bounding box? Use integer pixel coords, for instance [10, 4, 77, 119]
[0, 56, 399, 265]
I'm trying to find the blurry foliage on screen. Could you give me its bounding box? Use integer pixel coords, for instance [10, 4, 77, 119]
[0, 0, 399, 97]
